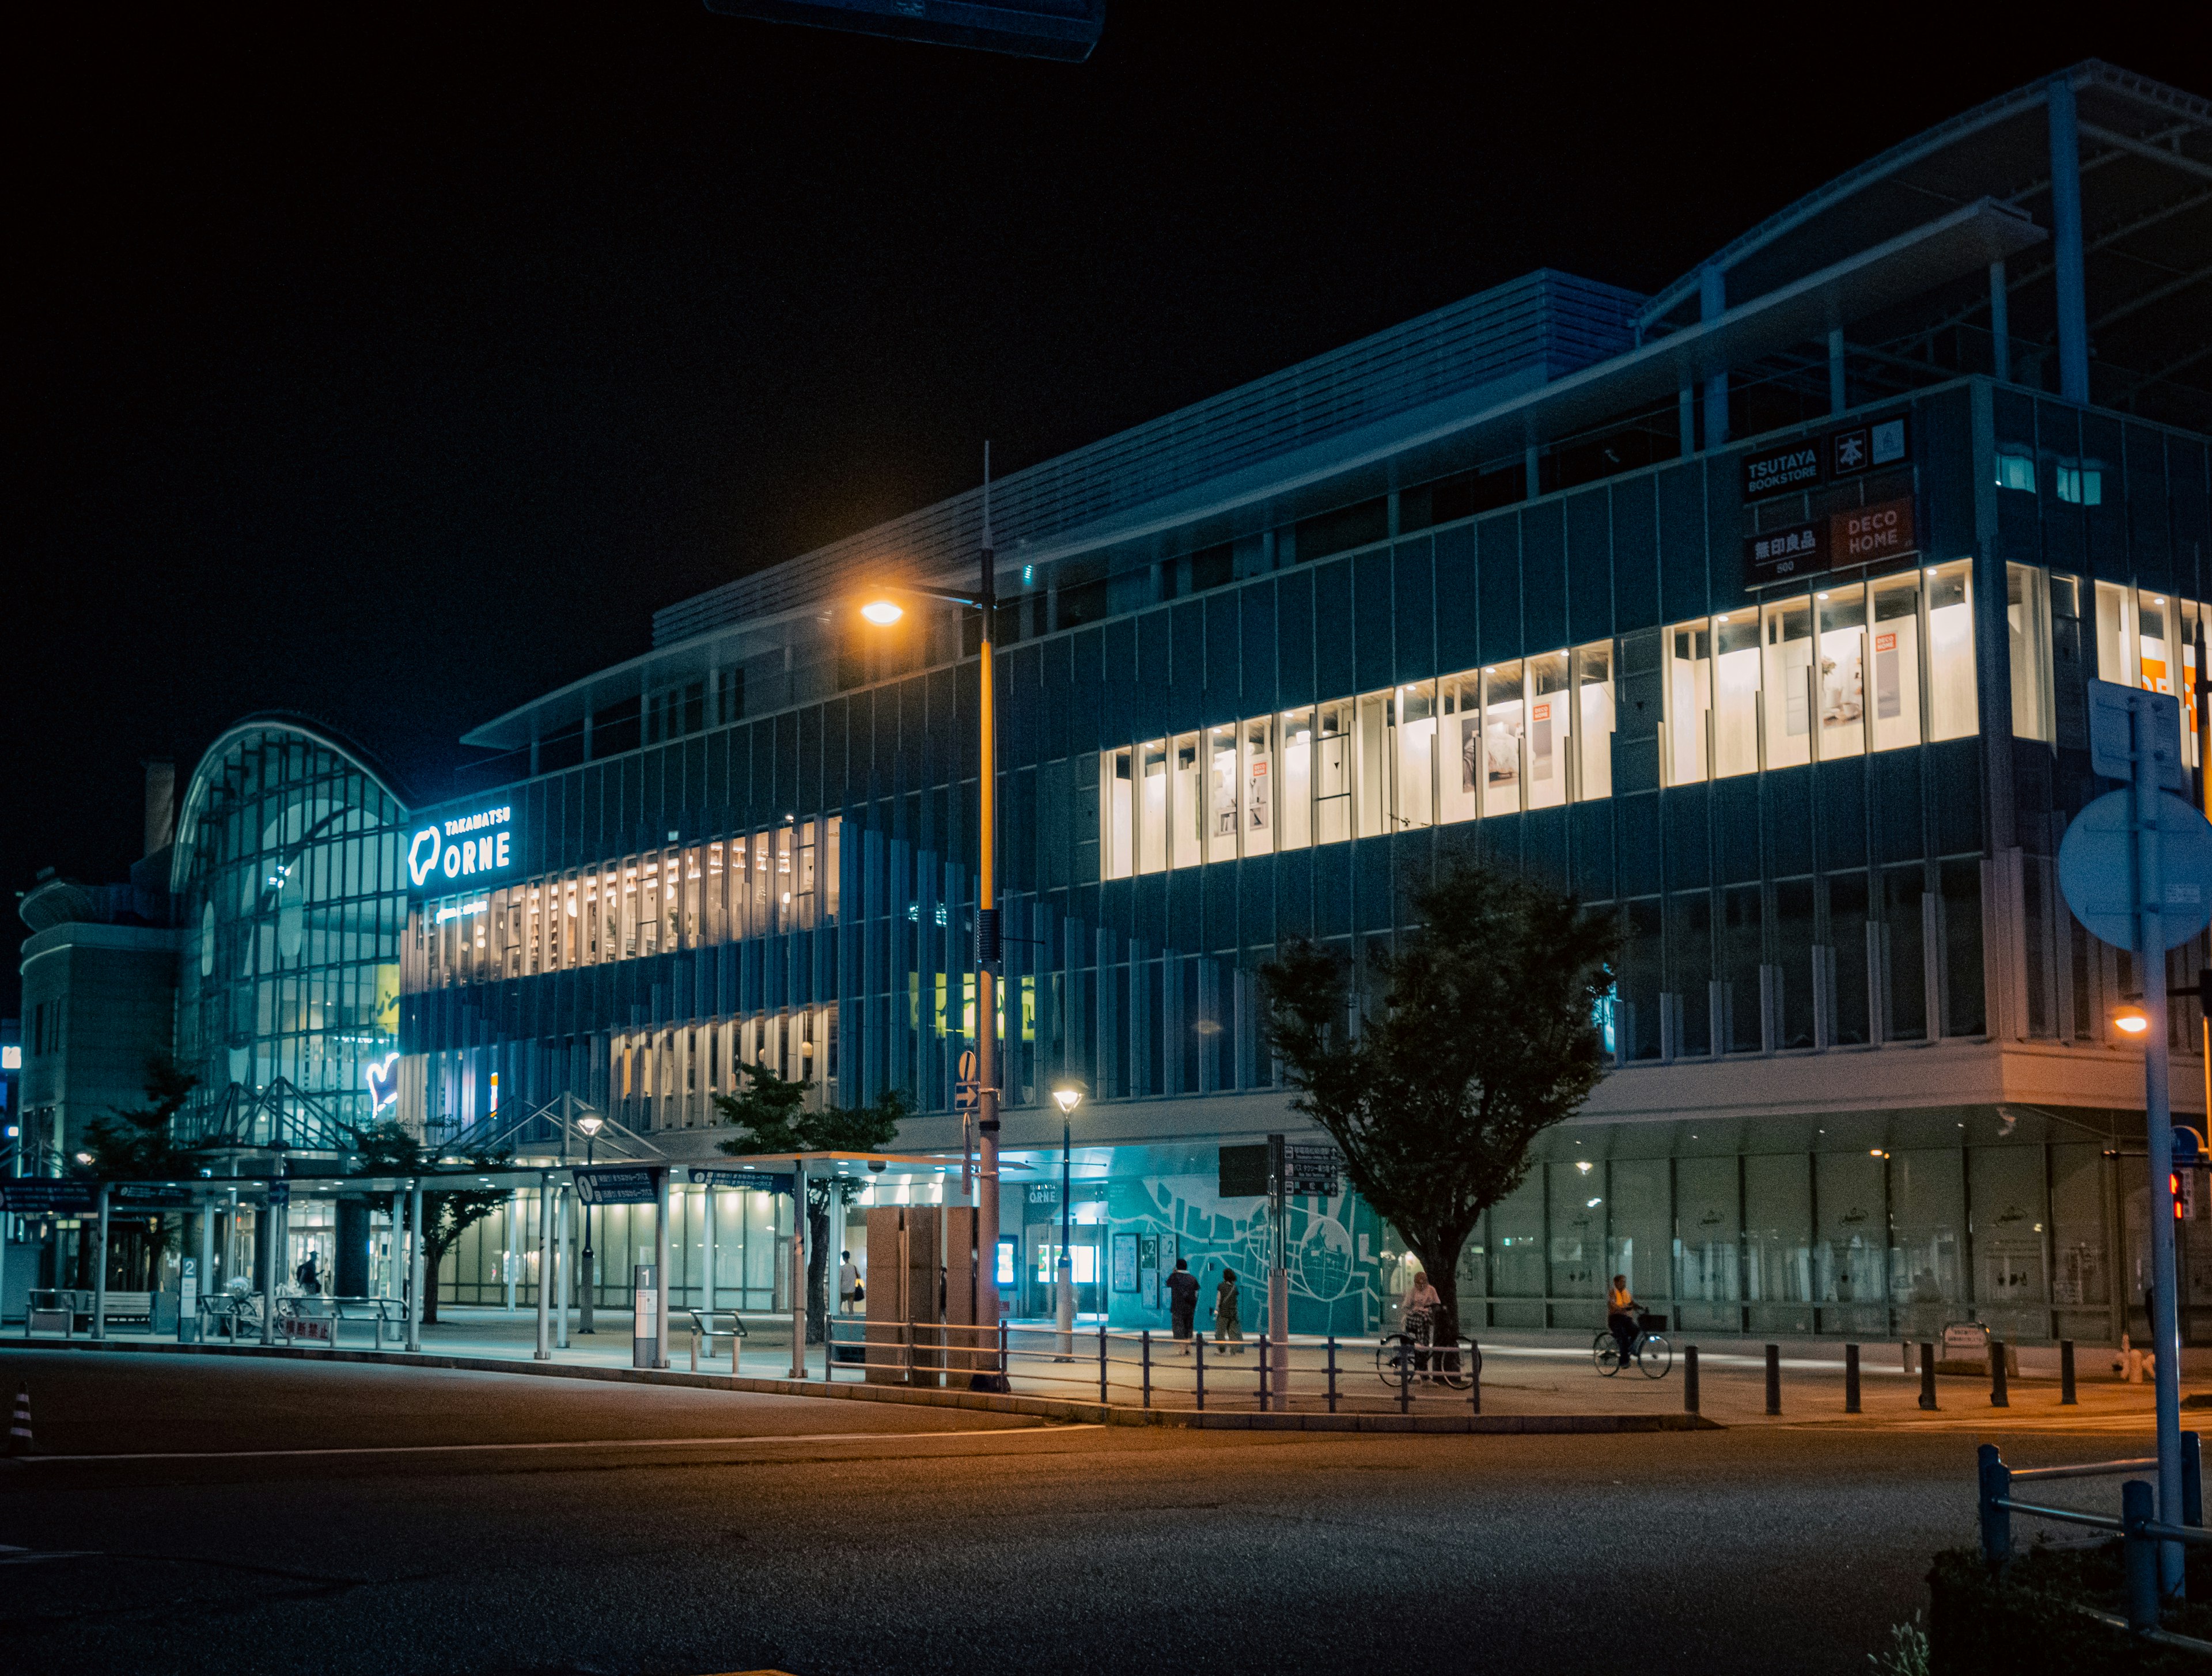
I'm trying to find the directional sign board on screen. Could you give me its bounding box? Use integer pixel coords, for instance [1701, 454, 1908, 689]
[2058, 789, 2212, 950]
[1283, 1143, 1343, 1197]
[687, 1167, 795, 1196]
[0, 1180, 100, 1215]
[573, 1166, 660, 1205]
[2088, 679, 2185, 790]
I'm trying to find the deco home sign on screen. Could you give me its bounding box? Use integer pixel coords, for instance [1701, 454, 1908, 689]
[407, 802, 519, 895]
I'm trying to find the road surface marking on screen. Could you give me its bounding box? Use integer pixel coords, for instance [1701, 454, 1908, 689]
[25, 1423, 1097, 1463]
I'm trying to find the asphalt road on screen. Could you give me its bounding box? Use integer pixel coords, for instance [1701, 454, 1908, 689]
[0, 1351, 2149, 1676]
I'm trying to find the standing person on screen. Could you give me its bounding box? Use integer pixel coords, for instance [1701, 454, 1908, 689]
[1166, 1256, 1199, 1354]
[1403, 1268, 1440, 1374]
[1215, 1265, 1245, 1355]
[837, 1250, 859, 1315]
[295, 1252, 322, 1296]
[1605, 1273, 1638, 1371]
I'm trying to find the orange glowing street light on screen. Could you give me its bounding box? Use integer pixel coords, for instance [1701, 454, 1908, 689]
[2115, 1004, 2151, 1035]
[859, 599, 904, 625]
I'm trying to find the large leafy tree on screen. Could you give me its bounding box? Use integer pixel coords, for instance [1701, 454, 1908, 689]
[78, 1057, 205, 1287]
[349, 1120, 512, 1325]
[713, 1061, 910, 1343]
[1260, 859, 1618, 1345]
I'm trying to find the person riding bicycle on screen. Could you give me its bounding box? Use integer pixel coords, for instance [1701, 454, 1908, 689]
[1404, 1269, 1441, 1374]
[1605, 1274, 1639, 1370]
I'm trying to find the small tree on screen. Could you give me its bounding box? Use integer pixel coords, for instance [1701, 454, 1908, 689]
[81, 1057, 204, 1287]
[1260, 859, 1617, 1345]
[713, 1061, 910, 1343]
[350, 1120, 512, 1325]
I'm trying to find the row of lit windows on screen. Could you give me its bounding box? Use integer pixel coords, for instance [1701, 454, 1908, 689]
[1661, 559, 1978, 782]
[414, 817, 842, 989]
[1100, 642, 1618, 877]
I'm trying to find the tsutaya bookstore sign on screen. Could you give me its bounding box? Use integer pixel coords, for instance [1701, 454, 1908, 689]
[407, 801, 519, 896]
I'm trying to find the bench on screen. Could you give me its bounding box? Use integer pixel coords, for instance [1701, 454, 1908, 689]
[687, 1308, 749, 1371]
[26, 1289, 173, 1334]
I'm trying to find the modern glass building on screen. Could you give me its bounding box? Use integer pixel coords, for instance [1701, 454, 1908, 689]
[402, 62, 2211, 1347]
[171, 715, 411, 1155]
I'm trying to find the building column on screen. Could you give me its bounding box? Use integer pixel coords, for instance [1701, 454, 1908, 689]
[2046, 74, 2090, 404]
[1677, 383, 1695, 457]
[1827, 328, 1847, 416]
[1988, 260, 2012, 382]
[1700, 266, 1729, 448]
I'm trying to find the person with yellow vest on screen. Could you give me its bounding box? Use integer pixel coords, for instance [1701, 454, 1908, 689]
[1606, 1274, 1639, 1371]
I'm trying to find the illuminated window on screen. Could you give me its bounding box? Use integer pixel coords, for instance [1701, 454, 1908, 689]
[1573, 642, 1614, 801]
[1439, 673, 1480, 823]
[1926, 562, 1977, 741]
[1171, 733, 1203, 869]
[1240, 717, 1276, 856]
[1711, 614, 1760, 778]
[2055, 461, 2102, 505]
[1869, 573, 1924, 752]
[1315, 702, 1353, 843]
[1994, 449, 2036, 492]
[1396, 682, 1437, 828]
[1278, 709, 1313, 850]
[1760, 598, 1814, 770]
[1526, 655, 1569, 809]
[1817, 585, 1867, 760]
[1103, 749, 1134, 879]
[1483, 662, 1525, 813]
[1663, 624, 1709, 786]
[1138, 741, 1167, 874]
[1354, 691, 1390, 835]
[1207, 725, 1238, 863]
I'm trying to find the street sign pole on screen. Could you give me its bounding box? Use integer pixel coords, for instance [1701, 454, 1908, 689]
[1267, 1135, 1288, 1413]
[2136, 701, 2186, 1602]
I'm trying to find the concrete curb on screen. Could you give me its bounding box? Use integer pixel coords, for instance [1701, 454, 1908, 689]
[0, 1336, 1722, 1433]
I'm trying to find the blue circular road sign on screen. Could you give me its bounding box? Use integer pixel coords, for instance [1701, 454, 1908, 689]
[2058, 789, 2212, 951]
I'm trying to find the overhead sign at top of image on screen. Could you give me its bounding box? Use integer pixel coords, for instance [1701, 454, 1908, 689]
[406, 802, 519, 897]
[1743, 415, 1911, 500]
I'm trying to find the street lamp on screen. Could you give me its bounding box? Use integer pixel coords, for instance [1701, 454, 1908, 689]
[858, 450, 1012, 1392]
[575, 1112, 604, 1334]
[2115, 1004, 2151, 1036]
[1052, 1085, 1083, 1357]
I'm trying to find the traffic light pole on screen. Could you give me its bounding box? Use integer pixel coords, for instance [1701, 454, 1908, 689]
[2136, 703, 2186, 1601]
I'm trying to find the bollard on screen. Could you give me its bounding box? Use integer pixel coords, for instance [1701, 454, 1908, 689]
[1990, 1338, 2009, 1408]
[1469, 1340, 1480, 1417]
[2124, 1480, 2160, 1632]
[1978, 1444, 2012, 1571]
[1326, 1335, 1338, 1414]
[1765, 1343, 1782, 1415]
[2059, 1338, 2077, 1406]
[1684, 1345, 1700, 1415]
[1919, 1343, 1938, 1410]
[1257, 1328, 1269, 1412]
[1399, 1341, 1413, 1415]
[1141, 1330, 1153, 1410]
[1099, 1323, 1109, 1406]
[1845, 1343, 1861, 1414]
[2187, 1431, 2204, 1529]
[6, 1386, 29, 1456]
[1195, 1333, 1206, 1412]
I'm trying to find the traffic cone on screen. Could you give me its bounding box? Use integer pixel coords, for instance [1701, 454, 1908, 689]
[6, 1386, 29, 1456]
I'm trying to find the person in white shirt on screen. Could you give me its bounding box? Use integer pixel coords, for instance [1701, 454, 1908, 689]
[838, 1251, 861, 1314]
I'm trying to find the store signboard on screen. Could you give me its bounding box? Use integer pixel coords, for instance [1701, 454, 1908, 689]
[406, 800, 520, 897]
[1831, 497, 1916, 566]
[1742, 441, 1823, 499]
[1218, 1144, 1270, 1199]
[1747, 519, 1827, 582]
[1831, 415, 1910, 477]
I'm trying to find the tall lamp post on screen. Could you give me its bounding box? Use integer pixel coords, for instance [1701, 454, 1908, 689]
[575, 1112, 604, 1334]
[1052, 1085, 1082, 1360]
[861, 450, 1011, 1392]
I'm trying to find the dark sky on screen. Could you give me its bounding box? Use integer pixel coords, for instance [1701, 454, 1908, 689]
[7, 4, 2200, 1011]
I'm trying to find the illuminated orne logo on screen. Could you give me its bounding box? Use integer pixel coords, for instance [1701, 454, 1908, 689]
[406, 803, 514, 889]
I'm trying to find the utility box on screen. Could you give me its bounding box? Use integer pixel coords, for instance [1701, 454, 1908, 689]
[863, 1206, 983, 1387]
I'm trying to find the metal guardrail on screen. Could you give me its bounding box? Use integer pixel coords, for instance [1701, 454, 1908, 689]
[1979, 1438, 2212, 1647]
[812, 1318, 1490, 1416]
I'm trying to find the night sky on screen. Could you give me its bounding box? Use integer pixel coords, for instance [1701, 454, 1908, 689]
[8, 5, 2198, 1011]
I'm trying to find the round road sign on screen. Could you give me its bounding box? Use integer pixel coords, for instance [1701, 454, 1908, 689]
[2057, 788, 2212, 951]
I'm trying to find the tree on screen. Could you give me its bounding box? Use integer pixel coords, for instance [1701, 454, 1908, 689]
[80, 1057, 204, 1287]
[713, 1061, 911, 1343]
[1260, 859, 1618, 1347]
[82, 1056, 202, 1180]
[349, 1120, 512, 1326]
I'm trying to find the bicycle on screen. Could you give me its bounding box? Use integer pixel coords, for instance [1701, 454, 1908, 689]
[1376, 1311, 1480, 1392]
[1592, 1313, 1672, 1379]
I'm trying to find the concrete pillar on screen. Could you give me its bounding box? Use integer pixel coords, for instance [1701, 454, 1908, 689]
[654, 1167, 671, 1369]
[336, 1199, 370, 1297]
[1989, 260, 2012, 383]
[1700, 266, 1729, 447]
[92, 1183, 109, 1342]
[2046, 75, 2090, 404]
[406, 1179, 425, 1353]
[534, 1174, 552, 1360]
[554, 1184, 570, 1351]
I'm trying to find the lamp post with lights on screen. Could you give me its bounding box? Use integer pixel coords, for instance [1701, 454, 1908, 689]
[575, 1111, 604, 1333]
[1052, 1085, 1082, 1358]
[860, 456, 1012, 1391]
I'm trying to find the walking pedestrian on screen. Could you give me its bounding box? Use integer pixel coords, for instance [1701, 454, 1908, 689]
[1166, 1256, 1199, 1354]
[838, 1250, 859, 1314]
[1404, 1268, 1440, 1374]
[1215, 1265, 1245, 1354]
